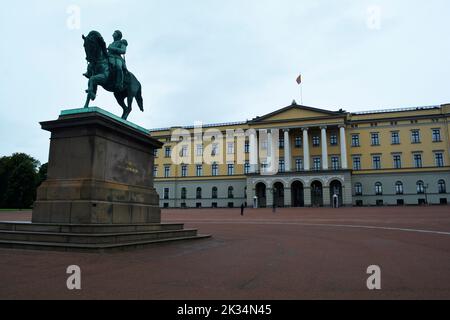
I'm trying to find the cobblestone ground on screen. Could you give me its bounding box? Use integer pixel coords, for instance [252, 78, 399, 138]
[0, 206, 449, 299]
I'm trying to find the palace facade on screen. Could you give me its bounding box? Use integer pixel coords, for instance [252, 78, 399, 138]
[150, 102, 450, 208]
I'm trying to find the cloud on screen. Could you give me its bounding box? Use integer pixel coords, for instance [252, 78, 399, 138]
[0, 0, 449, 163]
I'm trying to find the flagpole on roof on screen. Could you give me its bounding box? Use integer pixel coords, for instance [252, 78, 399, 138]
[300, 81, 303, 105]
[296, 73, 303, 105]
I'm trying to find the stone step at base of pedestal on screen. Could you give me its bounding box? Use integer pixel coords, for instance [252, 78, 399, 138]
[0, 228, 200, 245]
[0, 234, 211, 252]
[0, 222, 184, 234]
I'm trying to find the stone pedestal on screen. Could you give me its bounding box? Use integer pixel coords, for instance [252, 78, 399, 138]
[33, 108, 163, 224]
[0, 108, 210, 252]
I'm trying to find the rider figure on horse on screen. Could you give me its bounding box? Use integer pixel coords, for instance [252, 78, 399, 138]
[108, 30, 128, 91]
[83, 30, 128, 91]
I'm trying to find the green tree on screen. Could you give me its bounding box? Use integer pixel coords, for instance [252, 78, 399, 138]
[0, 153, 40, 209]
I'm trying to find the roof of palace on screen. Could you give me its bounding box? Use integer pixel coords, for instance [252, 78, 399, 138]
[148, 102, 443, 133]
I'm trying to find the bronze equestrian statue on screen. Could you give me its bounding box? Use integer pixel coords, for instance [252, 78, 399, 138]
[82, 30, 144, 120]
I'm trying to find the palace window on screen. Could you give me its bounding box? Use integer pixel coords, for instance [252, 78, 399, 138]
[413, 154, 423, 168]
[354, 183, 363, 196]
[371, 133, 380, 146]
[295, 136, 302, 148]
[432, 129, 441, 142]
[164, 165, 171, 178]
[244, 161, 250, 174]
[312, 136, 320, 147]
[244, 141, 250, 153]
[313, 157, 321, 171]
[352, 134, 360, 147]
[331, 156, 340, 170]
[164, 146, 171, 158]
[295, 158, 303, 171]
[330, 134, 338, 146]
[411, 130, 421, 143]
[395, 181, 404, 195]
[391, 132, 400, 145]
[181, 187, 187, 200]
[372, 155, 381, 170]
[227, 142, 234, 154]
[278, 159, 285, 173]
[180, 145, 188, 157]
[212, 163, 219, 176]
[196, 144, 203, 156]
[393, 154, 402, 169]
[212, 187, 218, 199]
[228, 186, 234, 199]
[196, 165, 203, 177]
[435, 152, 444, 167]
[153, 166, 158, 177]
[438, 180, 446, 194]
[375, 182, 383, 195]
[416, 181, 425, 194]
[181, 165, 187, 177]
[163, 188, 170, 200]
[227, 164, 234, 175]
[353, 156, 361, 171]
[196, 187, 202, 199]
[279, 137, 284, 149]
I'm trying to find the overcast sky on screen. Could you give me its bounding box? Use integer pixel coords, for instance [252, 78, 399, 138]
[1, 0, 449, 163]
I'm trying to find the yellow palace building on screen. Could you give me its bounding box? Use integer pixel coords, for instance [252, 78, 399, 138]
[150, 101, 450, 208]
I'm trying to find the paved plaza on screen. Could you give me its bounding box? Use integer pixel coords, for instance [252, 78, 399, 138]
[0, 206, 449, 299]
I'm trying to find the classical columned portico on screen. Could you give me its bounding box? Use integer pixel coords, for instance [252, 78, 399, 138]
[249, 124, 348, 173]
[321, 126, 328, 170]
[339, 126, 348, 169]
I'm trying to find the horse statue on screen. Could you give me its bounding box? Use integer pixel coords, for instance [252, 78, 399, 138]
[82, 30, 144, 120]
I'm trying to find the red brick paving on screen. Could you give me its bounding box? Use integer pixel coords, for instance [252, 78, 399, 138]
[0, 206, 449, 299]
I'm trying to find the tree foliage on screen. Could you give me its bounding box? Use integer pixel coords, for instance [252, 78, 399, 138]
[0, 153, 47, 209]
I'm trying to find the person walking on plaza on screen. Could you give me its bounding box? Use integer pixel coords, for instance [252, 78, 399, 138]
[240, 203, 245, 216]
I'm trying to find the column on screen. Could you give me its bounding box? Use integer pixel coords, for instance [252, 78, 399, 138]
[267, 129, 279, 174]
[304, 186, 312, 206]
[284, 129, 291, 172]
[266, 187, 274, 208]
[323, 186, 331, 206]
[267, 129, 273, 172]
[321, 126, 329, 170]
[339, 126, 348, 169]
[249, 129, 259, 173]
[284, 187, 292, 207]
[303, 128, 310, 171]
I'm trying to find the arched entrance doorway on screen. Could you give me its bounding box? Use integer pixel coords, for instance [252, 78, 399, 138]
[273, 182, 284, 207]
[255, 182, 267, 208]
[329, 180, 343, 208]
[311, 180, 323, 207]
[291, 181, 304, 207]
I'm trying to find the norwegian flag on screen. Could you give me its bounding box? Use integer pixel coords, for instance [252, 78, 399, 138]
[296, 74, 302, 85]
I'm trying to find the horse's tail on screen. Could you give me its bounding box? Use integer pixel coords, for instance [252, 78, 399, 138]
[136, 84, 144, 112]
